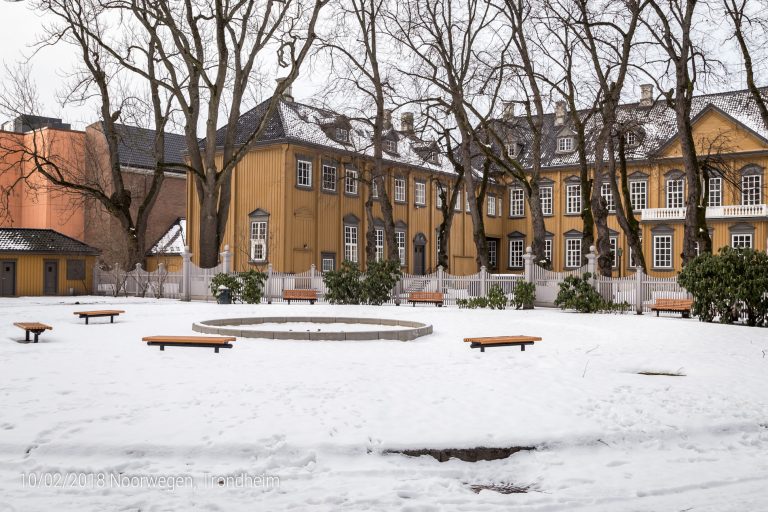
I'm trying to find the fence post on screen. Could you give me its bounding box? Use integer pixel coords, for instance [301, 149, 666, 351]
[92, 264, 100, 295]
[523, 246, 534, 283]
[586, 245, 597, 289]
[437, 265, 444, 293]
[221, 245, 232, 274]
[266, 263, 273, 304]
[181, 246, 191, 302]
[635, 266, 644, 315]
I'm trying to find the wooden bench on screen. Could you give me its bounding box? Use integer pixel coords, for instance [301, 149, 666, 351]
[283, 289, 318, 305]
[142, 335, 236, 353]
[650, 298, 693, 318]
[74, 310, 125, 324]
[14, 322, 52, 343]
[408, 291, 444, 307]
[464, 335, 542, 353]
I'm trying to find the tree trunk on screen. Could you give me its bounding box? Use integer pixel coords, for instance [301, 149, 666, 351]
[612, 134, 646, 271]
[198, 182, 221, 268]
[364, 186, 377, 264]
[526, 180, 547, 267]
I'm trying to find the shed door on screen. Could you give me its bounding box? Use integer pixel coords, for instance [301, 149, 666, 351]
[413, 233, 427, 276]
[43, 260, 58, 296]
[0, 261, 15, 297]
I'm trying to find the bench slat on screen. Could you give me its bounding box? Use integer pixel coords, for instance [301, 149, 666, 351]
[464, 336, 542, 344]
[142, 335, 235, 345]
[74, 310, 126, 316]
[14, 322, 53, 331]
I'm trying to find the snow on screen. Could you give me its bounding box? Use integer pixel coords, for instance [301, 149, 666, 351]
[233, 322, 406, 332]
[1, 297, 768, 511]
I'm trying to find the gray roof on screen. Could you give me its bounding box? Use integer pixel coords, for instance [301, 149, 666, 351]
[0, 228, 99, 255]
[208, 98, 456, 174]
[112, 124, 187, 173]
[492, 87, 768, 170]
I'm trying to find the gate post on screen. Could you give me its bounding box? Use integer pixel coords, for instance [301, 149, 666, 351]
[586, 245, 598, 288]
[437, 265, 444, 293]
[266, 263, 273, 304]
[479, 266, 487, 296]
[523, 246, 534, 283]
[181, 247, 191, 302]
[220, 245, 232, 274]
[635, 266, 645, 315]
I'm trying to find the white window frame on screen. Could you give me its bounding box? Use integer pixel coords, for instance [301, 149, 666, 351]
[383, 139, 397, 153]
[454, 189, 462, 211]
[609, 237, 618, 268]
[372, 180, 379, 198]
[321, 255, 335, 272]
[544, 239, 553, 263]
[540, 186, 553, 215]
[557, 136, 574, 152]
[708, 177, 722, 207]
[741, 175, 762, 206]
[322, 164, 337, 192]
[487, 194, 496, 216]
[626, 131, 637, 147]
[394, 177, 406, 203]
[505, 143, 517, 158]
[250, 221, 268, 262]
[396, 230, 406, 266]
[653, 235, 673, 269]
[629, 180, 647, 210]
[566, 184, 581, 214]
[297, 158, 312, 188]
[509, 188, 525, 217]
[565, 238, 582, 268]
[345, 168, 358, 195]
[435, 185, 444, 209]
[375, 228, 384, 262]
[731, 233, 753, 249]
[336, 127, 349, 142]
[508, 238, 524, 268]
[666, 179, 684, 208]
[601, 183, 616, 212]
[344, 225, 358, 263]
[487, 239, 498, 269]
[415, 181, 426, 206]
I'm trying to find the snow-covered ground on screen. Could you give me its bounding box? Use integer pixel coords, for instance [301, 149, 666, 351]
[1, 296, 767, 511]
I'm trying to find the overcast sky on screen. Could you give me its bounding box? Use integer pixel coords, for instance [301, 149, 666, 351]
[0, 2, 755, 132]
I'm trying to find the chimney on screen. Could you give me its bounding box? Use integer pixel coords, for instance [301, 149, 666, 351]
[275, 77, 294, 102]
[383, 109, 393, 130]
[554, 101, 566, 127]
[401, 112, 414, 135]
[502, 101, 515, 121]
[639, 84, 654, 107]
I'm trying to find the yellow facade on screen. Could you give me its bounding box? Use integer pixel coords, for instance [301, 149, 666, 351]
[0, 253, 95, 296]
[187, 105, 768, 276]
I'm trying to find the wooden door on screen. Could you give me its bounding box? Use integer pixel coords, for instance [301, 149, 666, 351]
[43, 260, 58, 295]
[0, 261, 15, 296]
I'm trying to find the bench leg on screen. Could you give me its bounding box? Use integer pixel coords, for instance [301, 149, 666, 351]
[287, 299, 291, 305]
[85, 316, 89, 325]
[110, 316, 114, 323]
[520, 345, 525, 351]
[25, 330, 30, 342]
[682, 312, 689, 319]
[412, 303, 415, 307]
[480, 346, 485, 353]
[159, 345, 164, 351]
[655, 311, 659, 317]
[34, 331, 40, 343]
[437, 303, 443, 307]
[310, 301, 315, 305]
[215, 346, 220, 354]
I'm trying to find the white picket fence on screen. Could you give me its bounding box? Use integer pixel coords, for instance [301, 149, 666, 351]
[93, 245, 690, 312]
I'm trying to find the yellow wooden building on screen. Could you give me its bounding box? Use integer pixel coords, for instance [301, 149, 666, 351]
[186, 86, 767, 277]
[0, 228, 98, 296]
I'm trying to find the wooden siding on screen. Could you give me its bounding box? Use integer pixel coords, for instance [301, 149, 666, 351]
[0, 253, 95, 296]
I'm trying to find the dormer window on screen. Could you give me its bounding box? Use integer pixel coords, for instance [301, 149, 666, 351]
[335, 127, 350, 142]
[427, 150, 440, 164]
[383, 139, 398, 153]
[625, 131, 637, 147]
[505, 142, 519, 158]
[557, 136, 574, 153]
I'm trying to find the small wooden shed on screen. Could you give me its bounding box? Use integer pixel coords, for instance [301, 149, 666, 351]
[0, 228, 99, 297]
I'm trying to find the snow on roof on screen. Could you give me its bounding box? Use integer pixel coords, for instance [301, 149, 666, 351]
[0, 228, 99, 255]
[147, 218, 186, 256]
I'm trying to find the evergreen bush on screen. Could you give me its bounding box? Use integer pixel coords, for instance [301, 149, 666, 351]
[363, 259, 402, 305]
[513, 281, 536, 310]
[456, 285, 507, 309]
[323, 260, 365, 304]
[240, 269, 267, 304]
[210, 273, 242, 301]
[554, 273, 629, 313]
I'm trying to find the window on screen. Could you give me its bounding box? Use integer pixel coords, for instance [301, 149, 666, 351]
[566, 184, 581, 214]
[435, 185, 444, 208]
[375, 228, 384, 262]
[732, 233, 753, 249]
[626, 131, 637, 147]
[383, 139, 398, 153]
[509, 188, 525, 217]
[653, 235, 672, 269]
[344, 225, 358, 263]
[372, 180, 379, 198]
[742, 175, 762, 205]
[466, 192, 471, 212]
[609, 237, 618, 268]
[66, 259, 85, 280]
[345, 168, 358, 195]
[454, 189, 462, 211]
[630, 181, 647, 210]
[250, 221, 268, 261]
[321, 253, 336, 272]
[487, 194, 496, 216]
[508, 238, 524, 268]
[296, 158, 312, 188]
[436, 230, 444, 261]
[394, 177, 406, 203]
[565, 238, 582, 268]
[601, 183, 615, 212]
[557, 136, 574, 152]
[544, 239, 553, 263]
[427, 151, 440, 164]
[322, 164, 337, 192]
[336, 127, 350, 142]
[415, 181, 426, 206]
[708, 177, 722, 207]
[396, 230, 406, 266]
[487, 239, 498, 268]
[505, 143, 518, 158]
[540, 186, 553, 215]
[629, 237, 642, 268]
[666, 178, 684, 208]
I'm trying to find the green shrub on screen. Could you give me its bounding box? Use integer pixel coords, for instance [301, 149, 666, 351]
[323, 260, 365, 304]
[210, 273, 242, 301]
[554, 273, 628, 314]
[678, 247, 768, 326]
[456, 285, 508, 309]
[513, 281, 536, 310]
[363, 260, 402, 305]
[457, 296, 489, 309]
[240, 269, 267, 304]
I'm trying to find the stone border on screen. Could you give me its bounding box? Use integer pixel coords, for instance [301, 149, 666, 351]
[192, 316, 433, 341]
